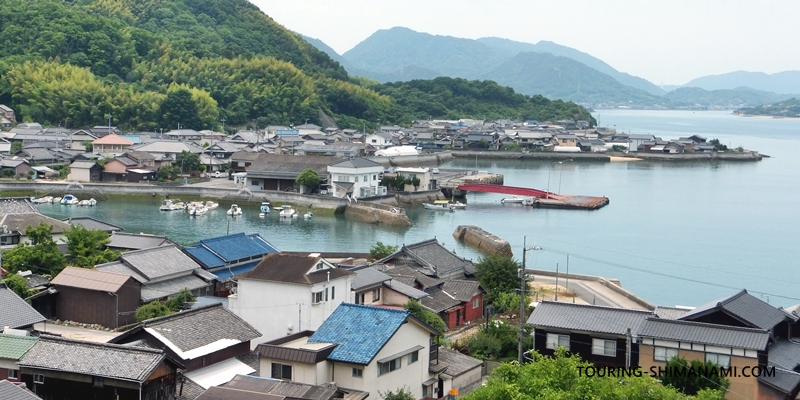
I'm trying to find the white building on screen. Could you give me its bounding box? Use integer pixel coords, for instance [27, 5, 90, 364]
[229, 253, 355, 345]
[327, 157, 387, 199]
[395, 167, 434, 191]
[255, 303, 444, 399]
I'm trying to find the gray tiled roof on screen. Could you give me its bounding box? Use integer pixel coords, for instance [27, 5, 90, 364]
[437, 347, 483, 377]
[380, 239, 475, 278]
[19, 336, 167, 382]
[328, 157, 383, 169]
[96, 261, 147, 283]
[767, 339, 800, 370]
[0, 380, 41, 400]
[383, 280, 428, 300]
[679, 289, 793, 330]
[638, 318, 770, 350]
[442, 280, 482, 302]
[140, 274, 210, 303]
[120, 244, 203, 280]
[107, 232, 172, 250]
[654, 306, 692, 320]
[139, 304, 260, 354]
[352, 267, 391, 290]
[526, 301, 654, 336]
[380, 265, 443, 289]
[759, 367, 800, 394]
[421, 287, 462, 313]
[0, 285, 46, 329]
[0, 213, 72, 234]
[218, 374, 338, 400]
[0, 197, 38, 214]
[62, 216, 124, 232]
[245, 154, 331, 179]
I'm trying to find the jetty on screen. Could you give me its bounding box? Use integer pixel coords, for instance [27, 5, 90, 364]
[456, 183, 609, 210]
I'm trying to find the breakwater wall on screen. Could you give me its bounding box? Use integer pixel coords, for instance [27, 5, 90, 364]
[452, 225, 513, 257]
[368, 152, 454, 167]
[530, 269, 655, 311]
[452, 150, 609, 161]
[343, 203, 412, 226]
[452, 150, 763, 161]
[615, 151, 763, 161]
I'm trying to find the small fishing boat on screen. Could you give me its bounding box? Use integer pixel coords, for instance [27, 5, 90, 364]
[501, 197, 525, 204]
[259, 202, 271, 217]
[204, 201, 219, 210]
[434, 199, 466, 210]
[32, 196, 53, 204]
[87, 198, 97, 206]
[279, 205, 297, 218]
[77, 200, 90, 206]
[52, 197, 62, 204]
[423, 202, 454, 212]
[61, 195, 79, 205]
[227, 204, 243, 216]
[159, 199, 183, 211]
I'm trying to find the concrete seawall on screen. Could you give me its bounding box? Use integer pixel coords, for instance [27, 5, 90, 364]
[452, 225, 513, 257]
[343, 204, 412, 226]
[369, 152, 454, 167]
[531, 269, 655, 311]
[452, 150, 763, 162]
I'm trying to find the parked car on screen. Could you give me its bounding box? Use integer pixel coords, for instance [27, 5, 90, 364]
[212, 171, 223, 178]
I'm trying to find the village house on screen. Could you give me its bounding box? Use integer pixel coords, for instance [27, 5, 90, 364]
[18, 336, 181, 400]
[91, 134, 134, 155]
[0, 283, 46, 330]
[0, 211, 72, 248]
[420, 280, 484, 331]
[105, 231, 174, 252]
[350, 267, 428, 307]
[194, 374, 352, 400]
[255, 303, 442, 399]
[109, 303, 261, 396]
[364, 131, 395, 148]
[244, 154, 330, 191]
[62, 216, 123, 234]
[66, 160, 102, 182]
[127, 140, 203, 166]
[229, 253, 355, 345]
[0, 333, 38, 383]
[95, 244, 216, 304]
[50, 267, 141, 329]
[164, 129, 203, 141]
[394, 167, 434, 191]
[0, 159, 31, 178]
[327, 157, 386, 199]
[526, 301, 654, 368]
[183, 232, 279, 296]
[0, 104, 16, 123]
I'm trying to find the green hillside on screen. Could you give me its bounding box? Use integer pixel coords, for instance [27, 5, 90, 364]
[736, 98, 800, 117]
[664, 87, 796, 108]
[0, 0, 593, 130]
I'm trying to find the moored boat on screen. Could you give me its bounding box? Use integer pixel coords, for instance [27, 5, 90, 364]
[423, 202, 454, 212]
[259, 202, 271, 217]
[204, 201, 219, 209]
[87, 198, 97, 206]
[32, 196, 53, 204]
[61, 195, 79, 205]
[434, 199, 466, 209]
[501, 196, 525, 204]
[227, 204, 243, 216]
[159, 199, 183, 211]
[279, 205, 297, 218]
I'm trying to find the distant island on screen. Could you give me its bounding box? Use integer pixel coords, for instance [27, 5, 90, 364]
[736, 98, 800, 118]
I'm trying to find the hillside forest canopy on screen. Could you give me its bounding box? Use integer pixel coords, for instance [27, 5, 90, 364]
[0, 0, 595, 131]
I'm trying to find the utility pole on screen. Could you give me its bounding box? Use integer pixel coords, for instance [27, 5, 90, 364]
[555, 263, 559, 301]
[220, 118, 226, 134]
[566, 254, 570, 294]
[625, 328, 632, 368]
[518, 237, 542, 365]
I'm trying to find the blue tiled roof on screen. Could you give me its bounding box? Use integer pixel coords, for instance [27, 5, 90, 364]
[184, 233, 279, 268]
[308, 304, 409, 365]
[211, 260, 261, 281]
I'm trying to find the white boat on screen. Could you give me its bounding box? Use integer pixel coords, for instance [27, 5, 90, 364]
[189, 205, 207, 216]
[434, 199, 466, 209]
[87, 198, 97, 206]
[204, 201, 219, 210]
[227, 204, 243, 216]
[259, 202, 271, 217]
[61, 195, 79, 205]
[423, 202, 454, 212]
[77, 200, 90, 206]
[52, 197, 62, 204]
[501, 197, 525, 204]
[32, 196, 53, 204]
[159, 199, 183, 211]
[279, 205, 297, 218]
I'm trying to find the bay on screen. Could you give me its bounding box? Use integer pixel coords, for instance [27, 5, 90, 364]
[33, 110, 800, 308]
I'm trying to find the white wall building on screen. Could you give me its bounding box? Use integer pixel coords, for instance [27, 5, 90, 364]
[229, 253, 355, 346]
[327, 158, 386, 199]
[395, 167, 434, 191]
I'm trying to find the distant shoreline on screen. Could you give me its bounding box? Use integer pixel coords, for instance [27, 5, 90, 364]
[735, 114, 800, 121]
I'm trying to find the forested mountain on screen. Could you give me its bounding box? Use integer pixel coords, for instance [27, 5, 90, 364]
[664, 87, 798, 108]
[683, 71, 800, 95]
[0, 0, 594, 130]
[736, 98, 800, 117]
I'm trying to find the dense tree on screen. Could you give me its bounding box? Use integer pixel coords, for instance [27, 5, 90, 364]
[464, 349, 726, 400]
[661, 356, 730, 396]
[379, 387, 415, 400]
[175, 150, 201, 173]
[165, 288, 196, 312]
[1, 222, 68, 275]
[157, 164, 179, 181]
[295, 169, 320, 193]
[475, 255, 521, 303]
[135, 301, 171, 322]
[405, 299, 446, 335]
[2, 273, 34, 298]
[64, 225, 120, 268]
[369, 241, 398, 260]
[160, 89, 202, 130]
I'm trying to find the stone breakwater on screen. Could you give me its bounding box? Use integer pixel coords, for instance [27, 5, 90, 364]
[452, 225, 513, 257]
[343, 203, 412, 226]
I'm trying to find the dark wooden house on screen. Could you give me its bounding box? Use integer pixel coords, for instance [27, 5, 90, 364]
[50, 267, 141, 329]
[18, 336, 181, 400]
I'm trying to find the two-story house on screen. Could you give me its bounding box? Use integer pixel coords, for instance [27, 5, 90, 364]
[327, 158, 387, 199]
[229, 253, 355, 344]
[350, 267, 428, 306]
[255, 303, 442, 399]
[0, 333, 38, 382]
[91, 134, 134, 155]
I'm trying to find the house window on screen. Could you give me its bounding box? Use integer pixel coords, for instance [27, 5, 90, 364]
[363, 175, 368, 182]
[355, 292, 365, 304]
[706, 353, 731, 368]
[408, 350, 419, 365]
[271, 363, 292, 380]
[373, 174, 377, 181]
[316, 262, 324, 271]
[472, 298, 480, 309]
[423, 383, 436, 398]
[378, 357, 402, 376]
[7, 369, 18, 379]
[654, 347, 679, 362]
[33, 374, 45, 384]
[372, 288, 381, 302]
[546, 333, 570, 351]
[93, 376, 104, 387]
[312, 290, 325, 304]
[331, 286, 335, 300]
[354, 176, 359, 182]
[592, 338, 617, 356]
[352, 368, 363, 378]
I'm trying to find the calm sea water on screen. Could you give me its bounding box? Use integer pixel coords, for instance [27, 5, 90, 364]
[32, 110, 800, 308]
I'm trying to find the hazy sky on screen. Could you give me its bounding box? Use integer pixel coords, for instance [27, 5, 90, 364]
[251, 0, 800, 85]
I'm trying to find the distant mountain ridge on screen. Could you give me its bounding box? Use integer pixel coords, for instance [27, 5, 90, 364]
[683, 71, 800, 95]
